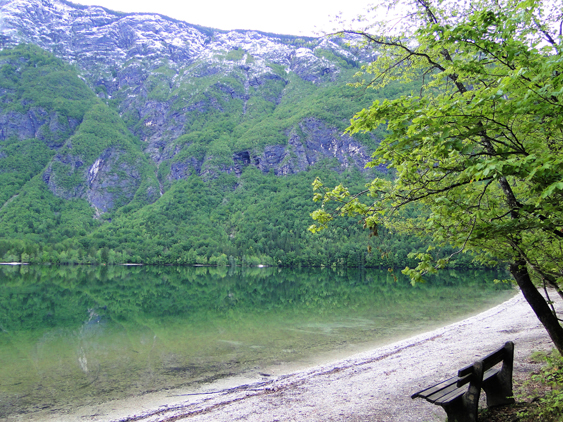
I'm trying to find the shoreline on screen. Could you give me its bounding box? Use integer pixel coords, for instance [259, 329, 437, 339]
[14, 291, 558, 422]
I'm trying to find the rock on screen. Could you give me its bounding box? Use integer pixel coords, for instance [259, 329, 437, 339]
[166, 117, 377, 181]
[0, 107, 79, 147]
[44, 145, 151, 212]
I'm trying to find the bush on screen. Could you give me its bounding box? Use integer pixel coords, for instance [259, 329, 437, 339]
[519, 351, 563, 421]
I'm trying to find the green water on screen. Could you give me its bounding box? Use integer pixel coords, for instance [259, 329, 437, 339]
[0, 265, 514, 418]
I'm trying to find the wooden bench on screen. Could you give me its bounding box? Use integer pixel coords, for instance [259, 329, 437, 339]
[411, 341, 515, 422]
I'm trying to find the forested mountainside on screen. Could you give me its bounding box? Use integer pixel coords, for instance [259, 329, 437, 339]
[0, 0, 479, 267]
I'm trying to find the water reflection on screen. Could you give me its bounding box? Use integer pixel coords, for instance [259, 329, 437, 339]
[0, 265, 513, 418]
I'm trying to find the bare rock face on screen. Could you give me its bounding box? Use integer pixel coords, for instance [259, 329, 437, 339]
[166, 117, 376, 181]
[169, 155, 202, 180]
[43, 144, 158, 212]
[251, 118, 372, 176]
[85, 148, 143, 213]
[299, 118, 371, 170]
[133, 100, 188, 163]
[0, 107, 79, 146]
[289, 48, 339, 84]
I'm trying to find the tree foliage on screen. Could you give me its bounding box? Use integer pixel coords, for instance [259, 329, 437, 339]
[311, 0, 563, 353]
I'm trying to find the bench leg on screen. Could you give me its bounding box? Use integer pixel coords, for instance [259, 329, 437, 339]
[441, 393, 479, 422]
[482, 374, 515, 408]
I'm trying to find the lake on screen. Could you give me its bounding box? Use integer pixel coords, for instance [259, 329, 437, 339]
[0, 265, 514, 419]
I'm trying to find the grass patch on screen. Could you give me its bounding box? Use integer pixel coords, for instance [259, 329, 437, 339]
[479, 350, 563, 422]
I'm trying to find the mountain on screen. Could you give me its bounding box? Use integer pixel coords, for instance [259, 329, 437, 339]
[0, 0, 473, 268]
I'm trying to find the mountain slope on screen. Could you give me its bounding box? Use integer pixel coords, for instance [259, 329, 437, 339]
[0, 0, 480, 268]
[0, 0, 385, 185]
[0, 45, 159, 243]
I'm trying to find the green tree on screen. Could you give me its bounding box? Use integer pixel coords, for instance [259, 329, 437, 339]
[311, 0, 563, 353]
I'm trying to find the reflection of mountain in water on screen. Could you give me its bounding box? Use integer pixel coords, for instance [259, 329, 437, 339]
[0, 266, 513, 418]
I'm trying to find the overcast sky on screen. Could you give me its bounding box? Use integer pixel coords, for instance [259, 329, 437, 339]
[71, 0, 373, 36]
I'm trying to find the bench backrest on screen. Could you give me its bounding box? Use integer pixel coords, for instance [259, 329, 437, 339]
[458, 341, 514, 378]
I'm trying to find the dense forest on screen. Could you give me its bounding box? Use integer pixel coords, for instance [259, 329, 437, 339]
[1, 165, 481, 268]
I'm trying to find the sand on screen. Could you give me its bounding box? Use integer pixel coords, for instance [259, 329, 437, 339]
[13, 291, 560, 422]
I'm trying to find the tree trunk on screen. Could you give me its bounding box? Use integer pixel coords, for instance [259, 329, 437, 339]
[510, 258, 563, 355]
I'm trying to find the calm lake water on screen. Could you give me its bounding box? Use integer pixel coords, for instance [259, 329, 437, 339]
[0, 265, 514, 419]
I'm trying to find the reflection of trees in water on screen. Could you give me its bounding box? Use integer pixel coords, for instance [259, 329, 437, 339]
[0, 266, 512, 332]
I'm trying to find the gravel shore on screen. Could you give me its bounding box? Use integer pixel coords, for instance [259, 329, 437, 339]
[23, 291, 559, 422]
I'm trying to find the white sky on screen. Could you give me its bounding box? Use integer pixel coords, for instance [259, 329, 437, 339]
[70, 0, 373, 36]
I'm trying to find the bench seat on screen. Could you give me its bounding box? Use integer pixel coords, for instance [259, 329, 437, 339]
[413, 367, 499, 404]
